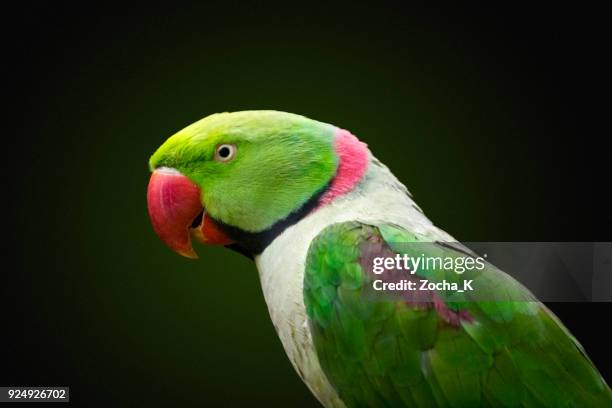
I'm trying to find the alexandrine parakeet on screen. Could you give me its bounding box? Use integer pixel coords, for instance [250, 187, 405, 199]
[146, 111, 610, 407]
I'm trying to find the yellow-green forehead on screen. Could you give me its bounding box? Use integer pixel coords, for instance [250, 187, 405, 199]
[180, 111, 259, 142]
[182, 110, 328, 141]
[149, 110, 334, 169]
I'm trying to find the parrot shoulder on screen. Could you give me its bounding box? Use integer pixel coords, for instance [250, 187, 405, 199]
[304, 221, 611, 407]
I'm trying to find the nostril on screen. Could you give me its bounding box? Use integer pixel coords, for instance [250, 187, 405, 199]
[156, 166, 182, 175]
[191, 210, 204, 228]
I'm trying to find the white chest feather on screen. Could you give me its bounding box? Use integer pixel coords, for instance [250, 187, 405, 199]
[255, 158, 452, 407]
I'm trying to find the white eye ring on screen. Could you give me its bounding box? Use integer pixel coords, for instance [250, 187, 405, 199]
[214, 144, 237, 162]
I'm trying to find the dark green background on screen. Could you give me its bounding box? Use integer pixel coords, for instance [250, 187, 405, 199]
[6, 4, 606, 407]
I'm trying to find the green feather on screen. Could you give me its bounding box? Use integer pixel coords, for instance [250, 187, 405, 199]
[304, 221, 611, 407]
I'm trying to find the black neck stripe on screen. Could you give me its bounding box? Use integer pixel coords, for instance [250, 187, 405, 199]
[220, 184, 329, 258]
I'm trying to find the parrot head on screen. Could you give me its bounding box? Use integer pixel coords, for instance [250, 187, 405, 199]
[147, 110, 368, 258]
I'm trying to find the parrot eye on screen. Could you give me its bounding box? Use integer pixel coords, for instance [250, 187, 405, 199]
[214, 144, 237, 162]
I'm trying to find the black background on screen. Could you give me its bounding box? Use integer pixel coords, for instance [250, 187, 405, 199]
[5, 4, 608, 407]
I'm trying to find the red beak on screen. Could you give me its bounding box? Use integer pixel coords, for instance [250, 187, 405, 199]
[147, 168, 233, 259]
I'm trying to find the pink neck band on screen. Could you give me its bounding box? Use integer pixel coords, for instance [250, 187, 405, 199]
[318, 128, 369, 206]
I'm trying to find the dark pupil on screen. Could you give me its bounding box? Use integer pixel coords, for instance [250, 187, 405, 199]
[218, 146, 231, 158]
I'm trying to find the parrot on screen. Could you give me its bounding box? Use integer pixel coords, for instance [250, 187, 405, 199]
[146, 110, 610, 407]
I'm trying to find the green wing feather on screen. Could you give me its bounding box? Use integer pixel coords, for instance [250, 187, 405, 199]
[304, 221, 610, 407]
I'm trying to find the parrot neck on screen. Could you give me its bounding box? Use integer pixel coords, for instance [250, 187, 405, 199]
[317, 128, 369, 207]
[222, 128, 370, 257]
